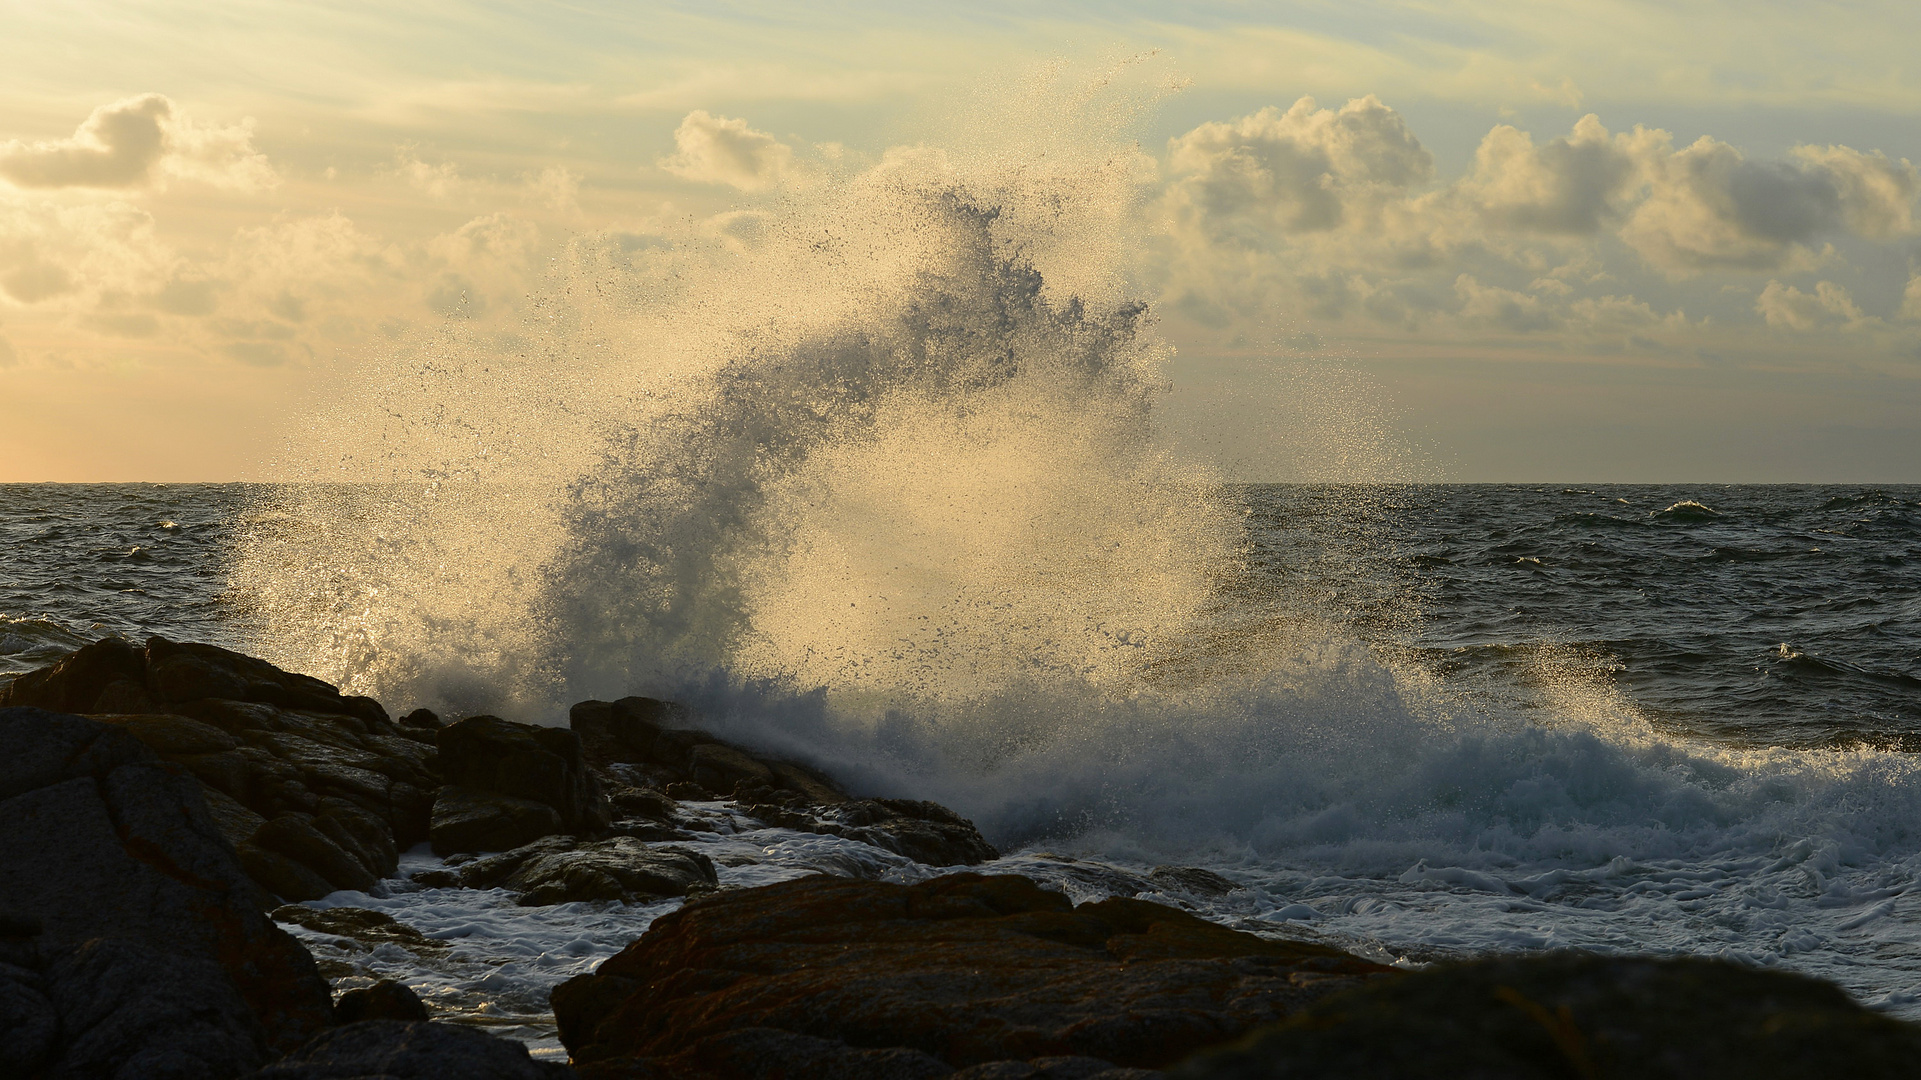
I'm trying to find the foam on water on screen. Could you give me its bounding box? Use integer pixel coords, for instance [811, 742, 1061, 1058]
[230, 63, 1921, 1023]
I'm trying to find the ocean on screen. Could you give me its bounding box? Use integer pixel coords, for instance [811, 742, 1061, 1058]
[5, 480, 1921, 1052]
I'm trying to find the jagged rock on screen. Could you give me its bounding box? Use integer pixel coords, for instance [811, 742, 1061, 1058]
[454, 835, 718, 906]
[249, 1019, 576, 1078]
[35, 937, 266, 1079]
[240, 843, 341, 903]
[431, 786, 566, 855]
[551, 873, 1389, 1078]
[437, 715, 608, 834]
[1147, 866, 1242, 898]
[0, 707, 335, 1061]
[272, 906, 448, 955]
[334, 979, 431, 1024]
[252, 813, 381, 894]
[1172, 952, 1921, 1079]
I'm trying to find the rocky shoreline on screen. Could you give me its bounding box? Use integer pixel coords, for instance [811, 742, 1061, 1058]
[5, 636, 1921, 1078]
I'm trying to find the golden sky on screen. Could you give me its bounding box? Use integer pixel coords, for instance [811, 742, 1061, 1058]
[3, 1, 1919, 481]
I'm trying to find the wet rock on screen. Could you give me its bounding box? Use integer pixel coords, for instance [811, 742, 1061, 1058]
[0, 635, 151, 714]
[431, 786, 566, 855]
[240, 843, 341, 904]
[569, 697, 848, 805]
[952, 1058, 1162, 1079]
[551, 872, 1389, 1078]
[334, 979, 431, 1024]
[742, 796, 999, 867]
[1172, 952, 1921, 1079]
[1148, 867, 1242, 898]
[0, 707, 335, 1060]
[456, 835, 718, 905]
[252, 813, 381, 894]
[272, 906, 448, 955]
[249, 1019, 576, 1078]
[437, 715, 609, 834]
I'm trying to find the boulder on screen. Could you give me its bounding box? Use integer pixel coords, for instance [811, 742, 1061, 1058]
[454, 836, 718, 906]
[272, 906, 448, 956]
[437, 715, 608, 834]
[740, 796, 999, 867]
[1172, 952, 1921, 1079]
[334, 979, 431, 1024]
[568, 697, 847, 804]
[430, 787, 566, 855]
[248, 1019, 575, 1079]
[0, 707, 335, 1063]
[551, 872, 1390, 1078]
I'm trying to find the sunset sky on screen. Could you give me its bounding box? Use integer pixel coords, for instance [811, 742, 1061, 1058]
[3, 1, 1919, 482]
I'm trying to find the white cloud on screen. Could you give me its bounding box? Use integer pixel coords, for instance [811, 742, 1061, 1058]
[1455, 273, 1556, 332]
[1755, 279, 1865, 330]
[1164, 95, 1432, 239]
[1457, 115, 1658, 234]
[525, 166, 580, 212]
[393, 147, 464, 199]
[660, 110, 796, 191]
[0, 94, 273, 191]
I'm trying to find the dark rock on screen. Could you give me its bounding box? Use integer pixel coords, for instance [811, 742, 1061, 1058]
[568, 697, 849, 805]
[40, 936, 267, 1079]
[249, 1019, 576, 1078]
[240, 843, 340, 903]
[742, 797, 999, 867]
[252, 813, 381, 894]
[400, 708, 442, 729]
[552, 872, 1389, 1078]
[454, 836, 718, 906]
[437, 715, 608, 834]
[0, 635, 150, 713]
[272, 906, 448, 954]
[0, 707, 335, 1056]
[1147, 867, 1242, 898]
[334, 979, 431, 1023]
[1174, 952, 1921, 1079]
[663, 779, 713, 801]
[605, 783, 678, 822]
[952, 1058, 1163, 1079]
[431, 786, 566, 855]
[0, 955, 58, 1077]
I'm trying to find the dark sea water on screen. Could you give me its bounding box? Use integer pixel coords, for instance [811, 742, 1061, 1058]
[5, 482, 1917, 748]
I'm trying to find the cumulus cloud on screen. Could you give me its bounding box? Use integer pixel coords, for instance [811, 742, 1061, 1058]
[1755, 279, 1865, 330]
[1458, 115, 1660, 233]
[525, 166, 580, 212]
[393, 147, 464, 199]
[1454, 274, 1556, 332]
[1623, 136, 1917, 274]
[1164, 95, 1432, 240]
[0, 94, 273, 191]
[661, 110, 796, 191]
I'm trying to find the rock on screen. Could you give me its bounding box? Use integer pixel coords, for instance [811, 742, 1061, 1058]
[240, 843, 341, 904]
[0, 707, 335, 1061]
[400, 708, 442, 730]
[454, 836, 718, 906]
[952, 1059, 1162, 1079]
[3, 636, 436, 904]
[334, 979, 431, 1024]
[431, 786, 566, 855]
[272, 906, 447, 955]
[437, 715, 609, 834]
[741, 797, 999, 867]
[1172, 952, 1921, 1079]
[551, 872, 1390, 1078]
[249, 1019, 576, 1079]
[37, 936, 267, 1080]
[1147, 867, 1242, 898]
[252, 813, 381, 894]
[569, 697, 848, 804]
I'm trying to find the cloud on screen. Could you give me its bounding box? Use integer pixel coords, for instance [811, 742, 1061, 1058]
[1165, 95, 1432, 239]
[525, 166, 580, 212]
[393, 147, 465, 199]
[660, 110, 796, 191]
[0, 332, 15, 367]
[1755, 279, 1864, 330]
[1623, 136, 1917, 274]
[0, 94, 273, 191]
[1457, 115, 1658, 234]
[1454, 273, 1557, 332]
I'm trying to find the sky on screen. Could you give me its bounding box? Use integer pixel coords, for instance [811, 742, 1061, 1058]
[2, 1, 1919, 482]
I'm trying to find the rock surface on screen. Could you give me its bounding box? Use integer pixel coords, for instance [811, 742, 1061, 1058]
[453, 835, 719, 906]
[431, 786, 566, 856]
[551, 873, 1391, 1078]
[1, 636, 436, 902]
[436, 715, 609, 836]
[1173, 952, 1921, 1079]
[334, 979, 432, 1024]
[0, 706, 336, 1070]
[249, 1019, 576, 1078]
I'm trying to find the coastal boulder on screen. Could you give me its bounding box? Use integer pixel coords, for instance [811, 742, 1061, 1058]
[249, 1019, 575, 1079]
[0, 707, 335, 1068]
[569, 697, 847, 804]
[1174, 952, 1921, 1079]
[551, 872, 1391, 1078]
[437, 715, 608, 835]
[454, 835, 718, 906]
[430, 787, 565, 856]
